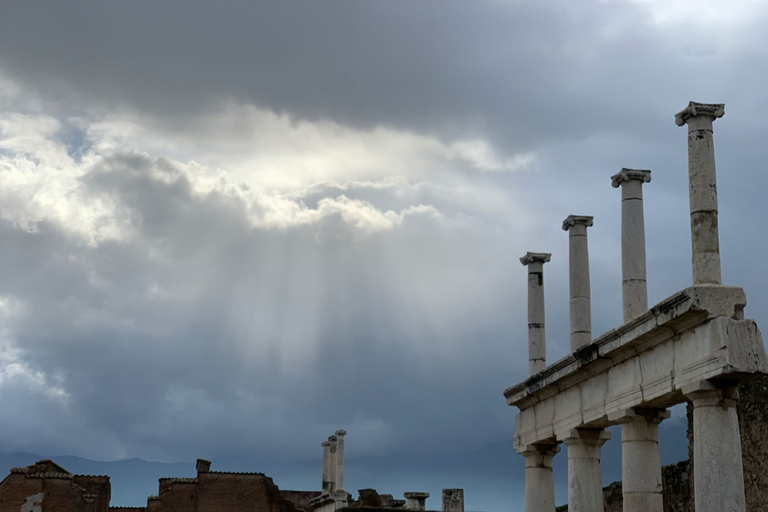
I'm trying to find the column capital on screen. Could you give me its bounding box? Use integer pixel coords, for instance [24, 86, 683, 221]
[520, 252, 552, 266]
[611, 168, 651, 188]
[608, 407, 670, 425]
[519, 442, 561, 458]
[675, 101, 725, 126]
[563, 427, 611, 447]
[335, 430, 347, 437]
[562, 215, 593, 231]
[683, 380, 738, 408]
[321, 441, 331, 447]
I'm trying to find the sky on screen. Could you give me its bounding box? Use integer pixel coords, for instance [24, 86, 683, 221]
[0, 0, 767, 510]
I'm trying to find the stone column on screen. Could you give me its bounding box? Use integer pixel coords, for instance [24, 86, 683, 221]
[520, 252, 552, 375]
[683, 381, 746, 512]
[335, 430, 346, 492]
[612, 408, 669, 512]
[675, 102, 725, 285]
[404, 492, 430, 511]
[442, 489, 464, 512]
[521, 443, 560, 512]
[610, 169, 651, 323]
[564, 428, 611, 512]
[328, 436, 338, 493]
[321, 440, 332, 494]
[562, 215, 594, 351]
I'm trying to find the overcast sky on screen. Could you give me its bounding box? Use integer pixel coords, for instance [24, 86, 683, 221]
[0, 0, 767, 509]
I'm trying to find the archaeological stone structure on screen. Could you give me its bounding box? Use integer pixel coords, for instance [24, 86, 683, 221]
[506, 101, 768, 512]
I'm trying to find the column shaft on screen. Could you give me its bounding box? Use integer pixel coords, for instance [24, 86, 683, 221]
[328, 436, 338, 493]
[686, 384, 746, 512]
[335, 430, 346, 492]
[520, 252, 551, 375]
[675, 102, 725, 285]
[522, 444, 559, 512]
[611, 170, 651, 323]
[619, 410, 668, 512]
[321, 441, 332, 494]
[565, 428, 610, 512]
[563, 216, 593, 352]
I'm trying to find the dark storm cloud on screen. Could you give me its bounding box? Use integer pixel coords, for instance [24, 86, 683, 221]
[3, 0, 764, 152]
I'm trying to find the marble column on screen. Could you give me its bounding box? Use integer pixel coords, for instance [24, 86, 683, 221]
[565, 428, 610, 512]
[321, 440, 332, 494]
[611, 169, 651, 323]
[442, 489, 464, 512]
[562, 215, 594, 351]
[613, 408, 669, 512]
[521, 443, 560, 512]
[520, 252, 552, 375]
[675, 102, 725, 285]
[335, 430, 346, 492]
[683, 381, 746, 512]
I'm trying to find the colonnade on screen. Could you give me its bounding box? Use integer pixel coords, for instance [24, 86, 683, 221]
[517, 103, 749, 511]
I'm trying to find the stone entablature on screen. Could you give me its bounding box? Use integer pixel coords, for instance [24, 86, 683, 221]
[506, 284, 765, 449]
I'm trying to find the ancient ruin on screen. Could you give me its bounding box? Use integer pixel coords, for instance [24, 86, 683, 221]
[506, 101, 768, 512]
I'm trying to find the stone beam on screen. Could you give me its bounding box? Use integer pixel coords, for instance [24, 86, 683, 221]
[505, 285, 766, 450]
[520, 252, 552, 375]
[562, 215, 594, 351]
[675, 101, 725, 285]
[611, 169, 652, 323]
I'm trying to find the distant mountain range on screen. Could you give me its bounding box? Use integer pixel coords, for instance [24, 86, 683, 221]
[0, 421, 688, 512]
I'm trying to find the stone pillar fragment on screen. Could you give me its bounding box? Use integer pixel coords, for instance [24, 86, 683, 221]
[612, 408, 669, 512]
[562, 215, 594, 351]
[442, 489, 464, 512]
[564, 428, 610, 512]
[335, 430, 346, 492]
[675, 102, 725, 285]
[520, 252, 552, 375]
[321, 441, 332, 494]
[684, 381, 746, 512]
[521, 443, 560, 512]
[611, 169, 651, 323]
[404, 492, 430, 511]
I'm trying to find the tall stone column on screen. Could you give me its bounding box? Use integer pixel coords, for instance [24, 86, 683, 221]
[683, 381, 746, 512]
[442, 489, 464, 512]
[521, 443, 560, 512]
[562, 215, 594, 351]
[610, 169, 651, 323]
[520, 252, 552, 375]
[564, 428, 610, 512]
[675, 102, 725, 285]
[321, 440, 332, 494]
[335, 430, 346, 492]
[612, 408, 669, 512]
[328, 436, 338, 493]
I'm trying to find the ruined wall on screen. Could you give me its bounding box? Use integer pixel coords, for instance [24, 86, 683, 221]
[281, 490, 323, 512]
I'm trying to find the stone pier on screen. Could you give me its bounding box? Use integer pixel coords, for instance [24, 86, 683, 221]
[611, 169, 651, 323]
[562, 215, 594, 351]
[520, 252, 552, 375]
[404, 492, 430, 511]
[441, 489, 464, 512]
[675, 101, 725, 285]
[521, 444, 559, 512]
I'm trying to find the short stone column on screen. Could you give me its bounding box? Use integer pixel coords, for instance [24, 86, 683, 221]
[404, 492, 430, 511]
[520, 252, 552, 375]
[611, 169, 651, 323]
[611, 408, 669, 512]
[442, 489, 464, 512]
[675, 102, 725, 285]
[321, 440, 332, 494]
[683, 381, 746, 512]
[564, 428, 611, 512]
[335, 430, 346, 492]
[521, 443, 560, 512]
[562, 215, 594, 351]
